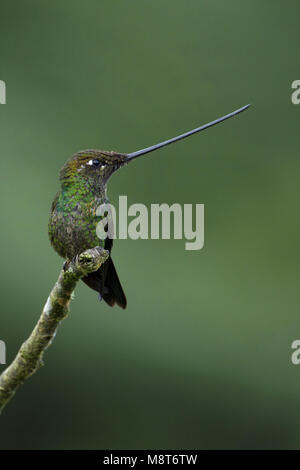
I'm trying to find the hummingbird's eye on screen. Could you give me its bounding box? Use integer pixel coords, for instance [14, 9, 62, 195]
[87, 158, 105, 169]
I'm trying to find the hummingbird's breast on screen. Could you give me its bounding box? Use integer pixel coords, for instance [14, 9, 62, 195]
[48, 191, 108, 260]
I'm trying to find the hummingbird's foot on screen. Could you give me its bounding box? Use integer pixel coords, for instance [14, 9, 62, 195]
[64, 246, 109, 281]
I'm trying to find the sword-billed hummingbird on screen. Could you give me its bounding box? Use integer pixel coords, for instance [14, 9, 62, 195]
[48, 104, 250, 309]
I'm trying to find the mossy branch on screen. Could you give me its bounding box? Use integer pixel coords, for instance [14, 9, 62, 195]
[0, 246, 109, 414]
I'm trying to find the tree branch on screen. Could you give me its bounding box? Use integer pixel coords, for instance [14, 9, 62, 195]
[0, 246, 109, 414]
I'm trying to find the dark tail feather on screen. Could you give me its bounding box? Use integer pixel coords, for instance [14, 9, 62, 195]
[82, 257, 127, 309]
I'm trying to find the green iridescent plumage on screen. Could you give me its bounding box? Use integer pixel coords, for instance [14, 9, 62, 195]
[49, 150, 128, 308]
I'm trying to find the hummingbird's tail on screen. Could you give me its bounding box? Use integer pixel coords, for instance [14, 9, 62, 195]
[82, 257, 127, 309]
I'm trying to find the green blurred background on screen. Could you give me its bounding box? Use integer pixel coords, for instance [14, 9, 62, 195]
[0, 0, 299, 450]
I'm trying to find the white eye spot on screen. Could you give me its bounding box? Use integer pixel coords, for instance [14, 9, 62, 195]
[87, 159, 94, 166]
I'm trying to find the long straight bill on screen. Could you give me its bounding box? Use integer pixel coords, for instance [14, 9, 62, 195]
[126, 104, 250, 160]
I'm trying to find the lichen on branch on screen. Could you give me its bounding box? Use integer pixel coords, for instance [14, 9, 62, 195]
[0, 246, 109, 414]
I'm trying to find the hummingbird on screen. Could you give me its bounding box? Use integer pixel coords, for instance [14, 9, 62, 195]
[49, 104, 250, 309]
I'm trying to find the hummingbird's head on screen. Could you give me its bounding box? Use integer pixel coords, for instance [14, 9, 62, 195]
[60, 150, 128, 189]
